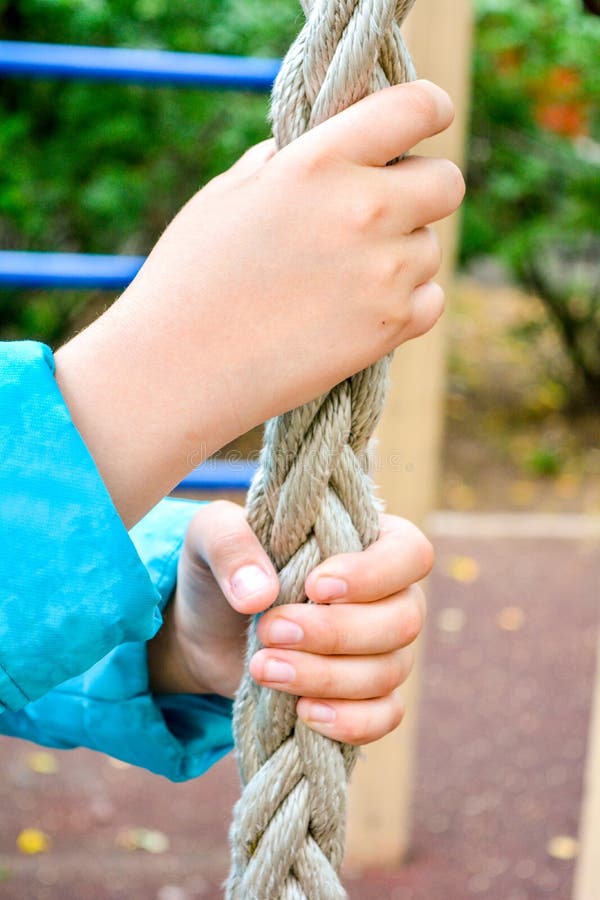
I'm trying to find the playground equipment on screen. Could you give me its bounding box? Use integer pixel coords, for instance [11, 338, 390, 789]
[0, 2, 473, 892]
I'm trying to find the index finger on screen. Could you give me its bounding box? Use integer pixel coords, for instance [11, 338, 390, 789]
[298, 79, 454, 168]
[305, 514, 434, 604]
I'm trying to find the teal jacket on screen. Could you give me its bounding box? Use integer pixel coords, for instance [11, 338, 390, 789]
[0, 340, 233, 781]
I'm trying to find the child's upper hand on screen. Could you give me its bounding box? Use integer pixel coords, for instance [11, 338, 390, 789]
[57, 80, 465, 526]
[123, 79, 465, 443]
[56, 80, 464, 526]
[148, 500, 432, 746]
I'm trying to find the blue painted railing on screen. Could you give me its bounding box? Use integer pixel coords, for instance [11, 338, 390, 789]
[0, 251, 145, 290]
[0, 41, 280, 89]
[0, 40, 272, 492]
[183, 460, 258, 492]
[0, 42, 280, 290]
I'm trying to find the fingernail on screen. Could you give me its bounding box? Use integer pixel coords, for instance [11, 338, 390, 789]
[305, 702, 336, 724]
[313, 577, 347, 602]
[230, 565, 270, 602]
[268, 619, 304, 645]
[263, 659, 296, 683]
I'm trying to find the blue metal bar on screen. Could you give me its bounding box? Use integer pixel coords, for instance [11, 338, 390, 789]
[0, 41, 280, 90]
[179, 460, 257, 492]
[0, 43, 264, 491]
[0, 255, 257, 487]
[0, 251, 144, 289]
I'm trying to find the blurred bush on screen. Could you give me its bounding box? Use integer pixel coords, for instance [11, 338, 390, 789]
[0, 0, 298, 342]
[463, 0, 600, 402]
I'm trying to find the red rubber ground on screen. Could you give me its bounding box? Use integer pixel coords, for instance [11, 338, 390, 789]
[0, 532, 597, 899]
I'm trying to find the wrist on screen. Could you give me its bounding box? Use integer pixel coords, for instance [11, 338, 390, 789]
[147, 598, 204, 695]
[54, 285, 249, 528]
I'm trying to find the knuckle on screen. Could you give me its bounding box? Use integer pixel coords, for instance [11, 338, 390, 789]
[188, 498, 242, 545]
[380, 655, 404, 694]
[417, 532, 435, 576]
[378, 253, 404, 289]
[201, 171, 226, 194]
[350, 196, 388, 233]
[338, 714, 373, 746]
[428, 281, 446, 313]
[427, 229, 443, 271]
[209, 498, 239, 518]
[406, 524, 435, 576]
[415, 282, 446, 335]
[443, 159, 466, 204]
[344, 727, 368, 747]
[379, 512, 400, 532]
[315, 660, 335, 697]
[418, 585, 428, 623]
[292, 143, 330, 179]
[418, 242, 442, 285]
[413, 79, 454, 126]
[389, 691, 406, 732]
[400, 595, 424, 646]
[401, 647, 416, 682]
[209, 526, 252, 563]
[313, 616, 344, 654]
[413, 584, 428, 622]
[253, 138, 277, 159]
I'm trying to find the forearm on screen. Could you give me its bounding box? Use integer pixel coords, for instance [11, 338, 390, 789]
[55, 286, 243, 528]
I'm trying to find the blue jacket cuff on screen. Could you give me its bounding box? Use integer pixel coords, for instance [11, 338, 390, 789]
[0, 496, 234, 780]
[0, 641, 233, 782]
[0, 341, 163, 710]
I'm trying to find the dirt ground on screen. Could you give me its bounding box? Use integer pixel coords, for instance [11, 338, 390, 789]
[441, 274, 600, 515]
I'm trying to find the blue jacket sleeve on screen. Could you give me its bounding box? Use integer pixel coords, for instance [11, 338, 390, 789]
[0, 340, 164, 709]
[0, 499, 234, 781]
[0, 340, 233, 780]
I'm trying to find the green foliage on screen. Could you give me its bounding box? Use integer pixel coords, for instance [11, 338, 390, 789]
[524, 446, 563, 478]
[0, 0, 298, 341]
[464, 0, 600, 400]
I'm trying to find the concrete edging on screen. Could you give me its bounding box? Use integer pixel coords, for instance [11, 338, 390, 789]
[428, 511, 600, 540]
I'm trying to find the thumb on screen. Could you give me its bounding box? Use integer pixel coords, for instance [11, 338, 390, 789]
[187, 500, 279, 614]
[294, 79, 454, 167]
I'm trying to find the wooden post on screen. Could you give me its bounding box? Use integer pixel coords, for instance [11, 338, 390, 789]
[345, 0, 474, 867]
[574, 629, 600, 899]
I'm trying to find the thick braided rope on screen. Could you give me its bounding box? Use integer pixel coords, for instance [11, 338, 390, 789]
[227, 3, 417, 898]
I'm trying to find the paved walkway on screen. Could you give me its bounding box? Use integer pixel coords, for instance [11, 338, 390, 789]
[0, 517, 598, 899]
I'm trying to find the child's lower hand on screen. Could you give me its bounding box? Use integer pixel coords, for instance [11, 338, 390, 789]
[148, 500, 431, 746]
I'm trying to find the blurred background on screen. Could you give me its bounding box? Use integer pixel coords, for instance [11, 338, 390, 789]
[0, 0, 599, 898]
[1, 0, 599, 508]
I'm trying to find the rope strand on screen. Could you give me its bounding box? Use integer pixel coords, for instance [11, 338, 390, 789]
[227, 4, 417, 896]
